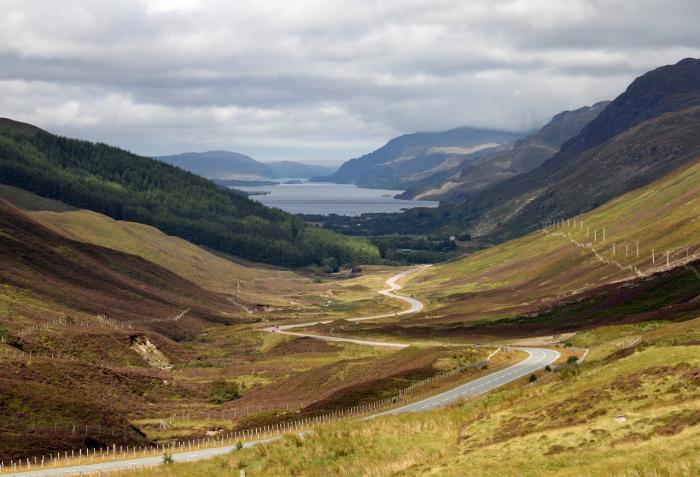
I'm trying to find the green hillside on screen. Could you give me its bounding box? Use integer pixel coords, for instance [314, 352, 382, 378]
[0, 119, 379, 268]
[401, 151, 700, 325]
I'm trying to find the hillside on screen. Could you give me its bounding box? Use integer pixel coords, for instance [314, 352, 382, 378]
[453, 57, 700, 241]
[157, 151, 335, 180]
[318, 127, 523, 189]
[398, 149, 700, 327]
[400, 101, 609, 201]
[0, 197, 235, 334]
[138, 335, 700, 476]
[0, 119, 378, 267]
[0, 196, 231, 457]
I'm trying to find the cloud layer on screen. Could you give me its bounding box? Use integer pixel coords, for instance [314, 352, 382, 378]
[1, 0, 699, 162]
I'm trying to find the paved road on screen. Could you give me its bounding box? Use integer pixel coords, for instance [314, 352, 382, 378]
[263, 266, 427, 348]
[6, 266, 560, 476]
[366, 347, 560, 418]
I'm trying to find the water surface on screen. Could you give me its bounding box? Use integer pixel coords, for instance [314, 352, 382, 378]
[234, 182, 438, 216]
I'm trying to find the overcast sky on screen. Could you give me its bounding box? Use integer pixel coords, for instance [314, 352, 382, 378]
[1, 0, 699, 164]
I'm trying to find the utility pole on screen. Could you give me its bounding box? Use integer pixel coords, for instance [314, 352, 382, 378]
[652, 249, 655, 264]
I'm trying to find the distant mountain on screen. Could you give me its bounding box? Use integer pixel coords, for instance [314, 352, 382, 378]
[267, 160, 336, 179]
[399, 101, 609, 201]
[316, 127, 524, 189]
[157, 150, 335, 180]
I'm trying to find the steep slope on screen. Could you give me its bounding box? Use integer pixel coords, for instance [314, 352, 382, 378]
[0, 196, 237, 458]
[454, 57, 700, 240]
[401, 101, 609, 201]
[319, 127, 523, 189]
[0, 119, 378, 267]
[157, 151, 335, 180]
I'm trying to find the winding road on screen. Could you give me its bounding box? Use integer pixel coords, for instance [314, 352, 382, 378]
[6, 266, 559, 476]
[262, 266, 427, 348]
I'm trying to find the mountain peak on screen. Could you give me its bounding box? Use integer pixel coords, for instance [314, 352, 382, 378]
[564, 57, 700, 156]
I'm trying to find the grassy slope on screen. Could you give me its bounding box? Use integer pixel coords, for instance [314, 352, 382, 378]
[30, 207, 308, 307]
[340, 257, 700, 345]
[131, 338, 700, 477]
[404, 154, 700, 324]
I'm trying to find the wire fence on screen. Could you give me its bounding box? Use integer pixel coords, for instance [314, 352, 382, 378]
[541, 218, 699, 279]
[3, 309, 191, 343]
[0, 350, 504, 473]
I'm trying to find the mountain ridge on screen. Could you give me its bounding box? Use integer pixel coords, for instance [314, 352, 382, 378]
[316, 126, 524, 189]
[459, 57, 700, 241]
[158, 150, 335, 180]
[398, 101, 610, 201]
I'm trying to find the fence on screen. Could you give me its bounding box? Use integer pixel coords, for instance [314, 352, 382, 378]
[2, 309, 191, 343]
[0, 350, 504, 473]
[541, 219, 699, 280]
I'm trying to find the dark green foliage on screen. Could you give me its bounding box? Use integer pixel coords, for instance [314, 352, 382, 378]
[529, 374, 537, 383]
[370, 235, 458, 263]
[208, 379, 240, 404]
[321, 257, 339, 273]
[0, 120, 379, 267]
[567, 356, 579, 364]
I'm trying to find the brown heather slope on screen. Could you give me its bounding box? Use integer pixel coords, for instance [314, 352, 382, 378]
[0, 197, 237, 340]
[0, 197, 241, 459]
[0, 358, 197, 461]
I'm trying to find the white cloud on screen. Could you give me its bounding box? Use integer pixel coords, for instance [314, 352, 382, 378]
[1, 0, 698, 161]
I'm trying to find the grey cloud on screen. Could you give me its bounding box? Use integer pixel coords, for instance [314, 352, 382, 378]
[1, 0, 699, 161]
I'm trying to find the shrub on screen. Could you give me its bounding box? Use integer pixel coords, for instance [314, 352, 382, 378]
[567, 356, 579, 364]
[162, 453, 174, 464]
[208, 379, 240, 404]
[529, 374, 537, 383]
[321, 257, 339, 273]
